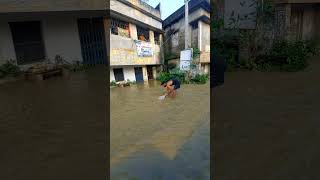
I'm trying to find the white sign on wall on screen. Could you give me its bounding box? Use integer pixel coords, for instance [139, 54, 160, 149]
[134, 40, 153, 57]
[180, 49, 193, 71]
[180, 49, 192, 61]
[180, 60, 191, 71]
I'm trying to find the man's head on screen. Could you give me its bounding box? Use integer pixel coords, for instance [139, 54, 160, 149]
[160, 81, 167, 87]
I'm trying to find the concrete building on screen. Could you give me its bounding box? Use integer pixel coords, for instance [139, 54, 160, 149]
[275, 0, 320, 41]
[0, 0, 108, 68]
[108, 0, 164, 83]
[163, 0, 210, 74]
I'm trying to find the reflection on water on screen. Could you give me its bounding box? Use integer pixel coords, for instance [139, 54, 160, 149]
[0, 68, 107, 180]
[111, 80, 210, 180]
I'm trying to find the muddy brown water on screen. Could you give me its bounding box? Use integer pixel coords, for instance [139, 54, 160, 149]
[213, 58, 320, 180]
[110, 81, 210, 180]
[0, 68, 107, 180]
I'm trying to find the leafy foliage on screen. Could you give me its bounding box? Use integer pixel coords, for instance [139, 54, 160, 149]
[110, 80, 117, 86]
[193, 48, 201, 59]
[0, 60, 21, 78]
[190, 74, 209, 84]
[157, 70, 209, 85]
[257, 40, 319, 71]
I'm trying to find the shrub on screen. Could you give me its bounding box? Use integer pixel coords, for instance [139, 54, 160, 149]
[257, 40, 319, 72]
[193, 48, 201, 59]
[157, 70, 186, 84]
[0, 60, 21, 77]
[170, 69, 186, 83]
[110, 81, 117, 86]
[191, 74, 209, 84]
[69, 61, 90, 72]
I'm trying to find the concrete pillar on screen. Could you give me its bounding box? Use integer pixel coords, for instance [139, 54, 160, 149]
[204, 64, 209, 74]
[198, 20, 203, 52]
[159, 33, 164, 64]
[142, 66, 148, 81]
[152, 66, 157, 79]
[110, 68, 115, 82]
[129, 23, 138, 40]
[159, 33, 163, 45]
[149, 30, 155, 44]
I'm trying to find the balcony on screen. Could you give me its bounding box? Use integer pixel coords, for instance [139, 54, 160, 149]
[110, 34, 162, 66]
[110, 0, 162, 30]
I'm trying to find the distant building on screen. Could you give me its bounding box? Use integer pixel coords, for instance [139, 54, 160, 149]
[108, 0, 164, 82]
[0, 0, 108, 67]
[163, 0, 210, 74]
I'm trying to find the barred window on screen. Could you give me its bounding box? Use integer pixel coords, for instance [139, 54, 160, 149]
[154, 32, 160, 45]
[137, 26, 150, 42]
[111, 18, 130, 38]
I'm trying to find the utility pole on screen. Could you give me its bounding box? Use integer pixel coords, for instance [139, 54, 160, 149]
[184, 0, 189, 49]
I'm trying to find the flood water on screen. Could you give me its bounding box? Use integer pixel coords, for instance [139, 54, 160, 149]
[213, 58, 320, 180]
[0, 68, 107, 180]
[110, 81, 210, 180]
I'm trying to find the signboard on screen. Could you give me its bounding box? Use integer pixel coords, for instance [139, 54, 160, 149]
[134, 40, 153, 57]
[180, 49, 193, 71]
[180, 49, 192, 61]
[180, 60, 191, 71]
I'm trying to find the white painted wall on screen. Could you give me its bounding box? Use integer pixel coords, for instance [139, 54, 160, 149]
[110, 0, 162, 30]
[0, 22, 16, 64]
[110, 66, 151, 82]
[142, 66, 148, 81]
[110, 68, 115, 81]
[42, 16, 82, 62]
[0, 15, 83, 65]
[123, 66, 136, 81]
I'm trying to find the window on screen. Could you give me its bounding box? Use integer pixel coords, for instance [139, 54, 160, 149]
[9, 21, 45, 65]
[113, 68, 124, 82]
[111, 18, 130, 38]
[154, 32, 160, 45]
[137, 26, 150, 42]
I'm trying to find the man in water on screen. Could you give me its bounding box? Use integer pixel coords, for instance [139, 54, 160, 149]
[159, 78, 181, 99]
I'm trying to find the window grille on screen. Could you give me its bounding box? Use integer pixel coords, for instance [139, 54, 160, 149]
[111, 18, 130, 38]
[154, 32, 160, 45]
[137, 26, 150, 42]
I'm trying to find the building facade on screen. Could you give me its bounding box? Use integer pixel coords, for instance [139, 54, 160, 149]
[275, 0, 320, 41]
[163, 0, 210, 74]
[109, 0, 164, 83]
[0, 0, 108, 68]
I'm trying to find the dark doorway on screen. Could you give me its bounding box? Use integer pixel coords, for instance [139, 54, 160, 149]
[9, 21, 45, 65]
[78, 18, 107, 65]
[147, 66, 154, 80]
[134, 67, 144, 82]
[113, 68, 124, 82]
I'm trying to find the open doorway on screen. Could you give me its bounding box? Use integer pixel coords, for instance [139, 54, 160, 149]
[147, 66, 154, 80]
